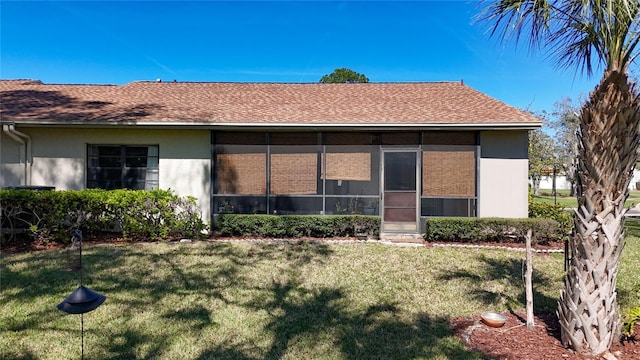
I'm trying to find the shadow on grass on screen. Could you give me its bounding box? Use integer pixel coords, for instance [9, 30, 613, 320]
[437, 254, 559, 312]
[624, 218, 640, 238]
[1, 241, 486, 359]
[0, 249, 85, 301]
[225, 279, 484, 360]
[101, 329, 158, 360]
[0, 349, 38, 360]
[197, 343, 255, 360]
[1, 241, 338, 358]
[162, 304, 212, 331]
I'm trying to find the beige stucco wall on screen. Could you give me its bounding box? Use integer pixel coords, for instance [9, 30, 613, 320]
[0, 127, 212, 221]
[0, 133, 25, 185]
[478, 130, 529, 218]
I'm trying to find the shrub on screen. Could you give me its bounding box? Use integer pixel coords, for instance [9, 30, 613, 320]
[528, 195, 573, 237]
[214, 214, 379, 239]
[0, 189, 207, 244]
[622, 307, 640, 338]
[424, 217, 564, 245]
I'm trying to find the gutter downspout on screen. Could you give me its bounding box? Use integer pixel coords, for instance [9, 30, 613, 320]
[2, 124, 32, 185]
[10, 125, 32, 186]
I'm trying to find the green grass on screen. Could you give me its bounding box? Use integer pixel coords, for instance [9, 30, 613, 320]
[533, 189, 640, 208]
[620, 220, 640, 315]
[2, 236, 639, 359]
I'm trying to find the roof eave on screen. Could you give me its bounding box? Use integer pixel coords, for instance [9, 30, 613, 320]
[2, 119, 542, 131]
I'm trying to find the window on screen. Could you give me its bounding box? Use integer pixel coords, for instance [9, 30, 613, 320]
[324, 133, 380, 197]
[217, 150, 267, 194]
[87, 145, 159, 190]
[269, 133, 321, 214]
[421, 144, 477, 217]
[422, 147, 475, 197]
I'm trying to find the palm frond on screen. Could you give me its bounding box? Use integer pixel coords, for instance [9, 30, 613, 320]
[476, 0, 555, 48]
[478, 0, 640, 76]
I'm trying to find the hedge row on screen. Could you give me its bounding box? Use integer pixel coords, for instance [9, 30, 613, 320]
[1, 188, 570, 245]
[215, 214, 564, 245]
[0, 189, 207, 243]
[424, 217, 565, 245]
[214, 214, 380, 238]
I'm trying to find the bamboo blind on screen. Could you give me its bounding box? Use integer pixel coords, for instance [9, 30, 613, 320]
[422, 150, 475, 196]
[271, 153, 317, 194]
[217, 153, 266, 194]
[323, 152, 371, 181]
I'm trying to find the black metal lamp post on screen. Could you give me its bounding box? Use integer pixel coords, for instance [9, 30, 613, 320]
[57, 230, 106, 359]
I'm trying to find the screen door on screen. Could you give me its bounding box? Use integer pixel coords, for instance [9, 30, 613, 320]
[381, 151, 419, 233]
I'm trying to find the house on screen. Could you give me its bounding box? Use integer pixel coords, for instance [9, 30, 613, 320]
[0, 79, 541, 235]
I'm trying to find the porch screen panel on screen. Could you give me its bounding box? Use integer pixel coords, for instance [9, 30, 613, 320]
[324, 152, 371, 181]
[422, 147, 475, 197]
[270, 153, 317, 194]
[269, 133, 319, 196]
[217, 153, 266, 194]
[422, 131, 477, 146]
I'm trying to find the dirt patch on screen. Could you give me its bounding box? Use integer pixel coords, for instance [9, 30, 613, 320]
[1, 238, 67, 253]
[0, 234, 142, 254]
[451, 311, 639, 359]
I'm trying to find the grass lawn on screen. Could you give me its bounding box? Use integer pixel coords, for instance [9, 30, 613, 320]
[533, 189, 640, 208]
[2, 235, 639, 359]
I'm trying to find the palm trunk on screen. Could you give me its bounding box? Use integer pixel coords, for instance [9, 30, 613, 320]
[557, 70, 640, 355]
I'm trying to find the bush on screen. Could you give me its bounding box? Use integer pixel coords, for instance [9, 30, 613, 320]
[214, 214, 379, 239]
[424, 217, 564, 245]
[622, 307, 640, 338]
[528, 195, 573, 237]
[0, 189, 207, 244]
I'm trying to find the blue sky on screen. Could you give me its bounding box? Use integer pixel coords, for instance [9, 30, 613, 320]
[1, 1, 602, 113]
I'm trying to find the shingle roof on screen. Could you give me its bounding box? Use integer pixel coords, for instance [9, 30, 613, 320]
[0, 79, 541, 127]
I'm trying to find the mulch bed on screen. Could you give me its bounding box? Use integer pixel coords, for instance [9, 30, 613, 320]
[451, 311, 639, 359]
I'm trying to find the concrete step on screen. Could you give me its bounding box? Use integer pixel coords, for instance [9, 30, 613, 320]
[379, 233, 424, 244]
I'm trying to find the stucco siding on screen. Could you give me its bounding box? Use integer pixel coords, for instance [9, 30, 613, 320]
[1, 133, 25, 185]
[1, 127, 212, 220]
[478, 131, 529, 218]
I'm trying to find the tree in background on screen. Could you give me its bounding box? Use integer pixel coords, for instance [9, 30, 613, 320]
[529, 125, 558, 196]
[549, 98, 581, 197]
[319, 68, 369, 83]
[480, 0, 640, 356]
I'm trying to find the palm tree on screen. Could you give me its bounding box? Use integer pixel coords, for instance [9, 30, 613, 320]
[478, 0, 640, 356]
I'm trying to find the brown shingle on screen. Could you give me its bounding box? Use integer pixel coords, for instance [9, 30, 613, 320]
[0, 80, 541, 126]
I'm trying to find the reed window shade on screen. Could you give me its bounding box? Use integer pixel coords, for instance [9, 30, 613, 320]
[323, 152, 371, 181]
[217, 153, 266, 194]
[271, 153, 317, 194]
[422, 147, 475, 197]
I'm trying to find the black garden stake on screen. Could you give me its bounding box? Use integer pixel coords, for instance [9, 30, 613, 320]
[57, 230, 106, 359]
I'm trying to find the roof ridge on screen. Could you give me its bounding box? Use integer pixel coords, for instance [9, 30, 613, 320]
[0, 79, 44, 85]
[122, 80, 466, 86]
[1, 79, 467, 87]
[0, 79, 118, 87]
